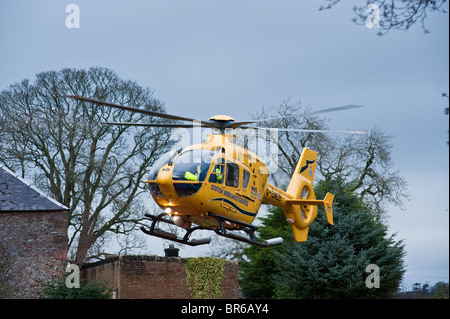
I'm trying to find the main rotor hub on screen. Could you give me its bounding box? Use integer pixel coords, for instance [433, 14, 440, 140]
[208, 115, 235, 122]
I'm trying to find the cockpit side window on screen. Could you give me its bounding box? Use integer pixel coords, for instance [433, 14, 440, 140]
[242, 169, 251, 189]
[225, 162, 239, 187]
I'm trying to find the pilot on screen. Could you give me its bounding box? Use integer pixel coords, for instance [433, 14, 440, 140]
[184, 171, 198, 181]
[186, 164, 223, 182]
[215, 167, 223, 182]
[185, 163, 202, 181]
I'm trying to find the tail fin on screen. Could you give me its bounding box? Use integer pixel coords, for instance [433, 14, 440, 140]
[283, 148, 334, 242]
[286, 147, 318, 198]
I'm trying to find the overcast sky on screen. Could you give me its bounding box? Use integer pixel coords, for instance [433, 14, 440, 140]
[1, 1, 448, 289]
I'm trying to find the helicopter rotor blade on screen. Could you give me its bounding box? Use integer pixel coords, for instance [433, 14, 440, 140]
[63, 95, 211, 126]
[306, 104, 364, 116]
[244, 104, 364, 124]
[273, 127, 367, 134]
[63, 95, 365, 133]
[229, 121, 257, 128]
[237, 126, 367, 134]
[103, 122, 207, 128]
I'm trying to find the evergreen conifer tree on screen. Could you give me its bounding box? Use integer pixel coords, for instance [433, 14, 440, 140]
[240, 177, 406, 299]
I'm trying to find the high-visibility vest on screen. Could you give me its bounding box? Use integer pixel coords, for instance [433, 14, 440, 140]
[184, 171, 198, 181]
[215, 167, 223, 181]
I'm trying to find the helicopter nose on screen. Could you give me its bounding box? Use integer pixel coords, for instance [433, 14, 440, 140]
[157, 165, 175, 196]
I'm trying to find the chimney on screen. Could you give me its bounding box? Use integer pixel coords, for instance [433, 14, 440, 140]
[164, 244, 179, 257]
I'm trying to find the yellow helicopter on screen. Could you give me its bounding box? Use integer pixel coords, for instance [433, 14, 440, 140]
[64, 95, 364, 247]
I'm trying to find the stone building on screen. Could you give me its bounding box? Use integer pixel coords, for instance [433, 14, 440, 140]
[0, 166, 68, 298]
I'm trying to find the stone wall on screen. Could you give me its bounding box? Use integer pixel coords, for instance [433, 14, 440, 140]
[81, 255, 239, 299]
[0, 210, 68, 298]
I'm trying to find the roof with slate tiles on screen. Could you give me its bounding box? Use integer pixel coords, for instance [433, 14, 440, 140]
[0, 165, 68, 212]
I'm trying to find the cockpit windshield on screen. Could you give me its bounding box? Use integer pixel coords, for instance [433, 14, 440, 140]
[172, 149, 216, 181]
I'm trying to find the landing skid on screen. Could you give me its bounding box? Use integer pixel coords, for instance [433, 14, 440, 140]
[208, 213, 283, 247]
[140, 213, 211, 246]
[140, 212, 283, 248]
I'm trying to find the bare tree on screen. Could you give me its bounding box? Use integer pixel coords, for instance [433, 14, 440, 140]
[319, 0, 448, 35]
[0, 67, 176, 264]
[319, 126, 410, 217]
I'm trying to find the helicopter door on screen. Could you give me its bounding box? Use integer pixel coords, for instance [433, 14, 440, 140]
[208, 156, 225, 184]
[219, 161, 239, 214]
[237, 168, 253, 199]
